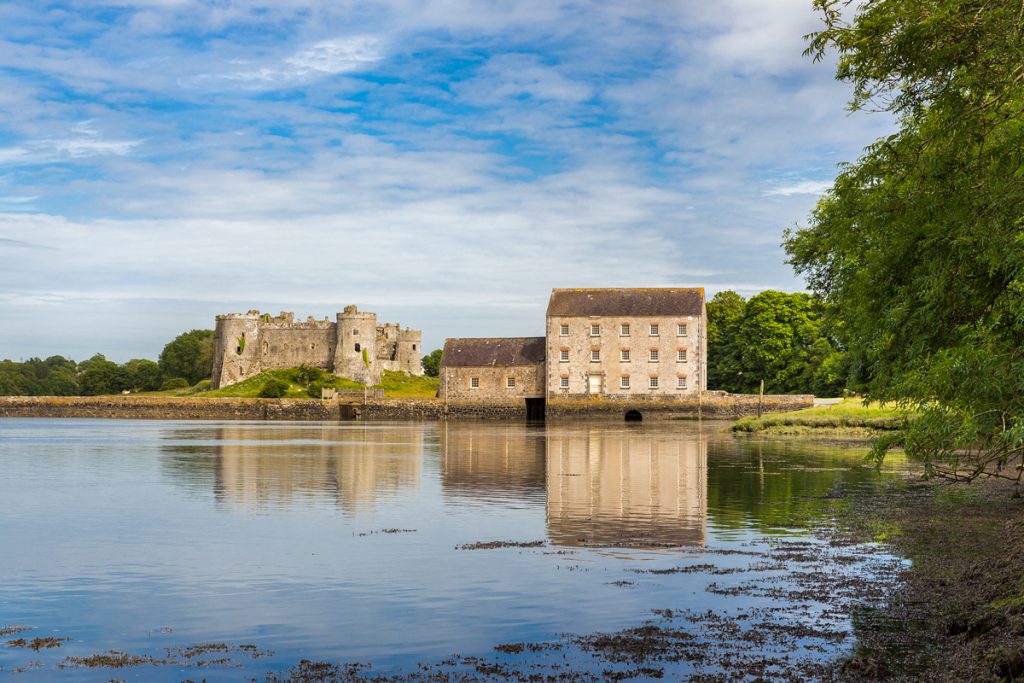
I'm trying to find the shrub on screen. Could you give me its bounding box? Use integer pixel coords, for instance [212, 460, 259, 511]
[161, 377, 190, 390]
[307, 381, 324, 398]
[289, 365, 324, 385]
[259, 378, 289, 398]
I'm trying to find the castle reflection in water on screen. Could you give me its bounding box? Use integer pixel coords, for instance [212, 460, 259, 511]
[211, 423, 707, 547]
[212, 425, 423, 512]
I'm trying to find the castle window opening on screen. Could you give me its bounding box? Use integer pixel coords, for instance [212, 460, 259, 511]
[412, 344, 416, 350]
[353, 329, 359, 336]
[354, 343, 361, 352]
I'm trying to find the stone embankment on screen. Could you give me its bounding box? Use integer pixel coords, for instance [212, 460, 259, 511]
[0, 392, 813, 421]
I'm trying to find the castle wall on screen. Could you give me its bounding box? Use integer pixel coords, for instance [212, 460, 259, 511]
[212, 307, 422, 389]
[258, 326, 335, 371]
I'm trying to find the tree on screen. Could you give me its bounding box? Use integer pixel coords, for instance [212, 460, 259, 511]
[706, 290, 846, 396]
[786, 0, 1024, 479]
[421, 349, 443, 377]
[706, 291, 746, 391]
[79, 354, 128, 396]
[158, 330, 214, 386]
[123, 358, 163, 392]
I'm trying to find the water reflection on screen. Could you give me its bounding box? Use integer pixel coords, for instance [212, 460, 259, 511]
[439, 423, 546, 502]
[545, 426, 707, 548]
[205, 425, 423, 512]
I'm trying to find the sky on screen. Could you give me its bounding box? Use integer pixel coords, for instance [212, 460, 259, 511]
[0, 0, 892, 362]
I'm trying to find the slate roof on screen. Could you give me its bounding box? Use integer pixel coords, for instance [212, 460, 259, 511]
[441, 337, 546, 368]
[546, 288, 705, 317]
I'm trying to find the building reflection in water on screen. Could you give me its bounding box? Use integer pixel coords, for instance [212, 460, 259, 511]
[213, 425, 422, 512]
[546, 427, 707, 548]
[439, 423, 546, 503]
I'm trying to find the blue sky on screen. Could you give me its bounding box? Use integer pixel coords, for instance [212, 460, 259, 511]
[0, 1, 891, 361]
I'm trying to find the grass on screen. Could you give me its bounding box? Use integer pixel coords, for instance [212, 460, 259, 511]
[142, 368, 439, 400]
[372, 370, 439, 398]
[731, 398, 913, 434]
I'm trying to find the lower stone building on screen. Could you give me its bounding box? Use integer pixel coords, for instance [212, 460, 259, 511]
[438, 337, 546, 417]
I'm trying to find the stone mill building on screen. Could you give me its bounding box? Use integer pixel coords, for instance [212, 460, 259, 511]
[211, 305, 422, 389]
[439, 288, 707, 411]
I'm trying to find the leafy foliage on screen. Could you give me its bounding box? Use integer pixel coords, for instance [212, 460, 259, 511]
[787, 0, 1024, 479]
[421, 348, 443, 377]
[258, 378, 289, 398]
[158, 329, 214, 386]
[706, 290, 847, 396]
[79, 354, 129, 396]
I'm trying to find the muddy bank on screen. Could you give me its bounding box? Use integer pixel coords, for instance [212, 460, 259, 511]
[837, 476, 1024, 682]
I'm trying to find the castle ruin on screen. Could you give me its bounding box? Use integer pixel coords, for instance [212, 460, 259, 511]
[211, 306, 422, 389]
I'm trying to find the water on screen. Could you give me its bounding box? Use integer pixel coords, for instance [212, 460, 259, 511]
[0, 419, 907, 680]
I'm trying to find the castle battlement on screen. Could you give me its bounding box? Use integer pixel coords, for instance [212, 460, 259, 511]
[211, 306, 422, 389]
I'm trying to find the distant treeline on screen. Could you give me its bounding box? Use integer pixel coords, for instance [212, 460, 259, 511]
[0, 330, 214, 396]
[707, 290, 846, 397]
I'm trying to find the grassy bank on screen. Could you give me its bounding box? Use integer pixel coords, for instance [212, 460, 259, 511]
[732, 398, 911, 435]
[149, 369, 439, 400]
[838, 477, 1024, 681]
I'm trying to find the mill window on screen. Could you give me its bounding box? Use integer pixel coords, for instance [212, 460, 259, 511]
[470, 377, 480, 389]
[590, 324, 601, 337]
[677, 376, 687, 389]
[649, 376, 659, 389]
[677, 324, 687, 337]
[507, 377, 516, 388]
[677, 349, 687, 362]
[620, 323, 630, 336]
[649, 349, 659, 362]
[620, 376, 630, 389]
[559, 348, 569, 362]
[591, 349, 601, 362]
[650, 324, 660, 336]
[620, 349, 630, 362]
[559, 376, 569, 389]
[559, 324, 569, 336]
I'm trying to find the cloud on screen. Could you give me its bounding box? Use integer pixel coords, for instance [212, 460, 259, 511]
[189, 35, 383, 89]
[763, 180, 833, 196]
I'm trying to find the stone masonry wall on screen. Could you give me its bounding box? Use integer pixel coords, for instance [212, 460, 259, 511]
[545, 313, 707, 399]
[441, 365, 544, 401]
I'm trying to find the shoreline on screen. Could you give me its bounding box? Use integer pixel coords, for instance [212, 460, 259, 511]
[0, 393, 813, 422]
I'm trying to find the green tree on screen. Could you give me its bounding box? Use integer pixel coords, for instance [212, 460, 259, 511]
[786, 0, 1024, 478]
[706, 290, 846, 396]
[706, 291, 746, 391]
[79, 354, 128, 396]
[123, 358, 163, 392]
[421, 349, 443, 377]
[259, 378, 289, 398]
[158, 330, 214, 385]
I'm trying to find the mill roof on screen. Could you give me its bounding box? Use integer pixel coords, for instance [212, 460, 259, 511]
[441, 337, 546, 368]
[546, 288, 705, 317]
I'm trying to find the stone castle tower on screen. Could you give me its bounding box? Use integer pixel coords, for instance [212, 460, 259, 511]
[211, 306, 422, 389]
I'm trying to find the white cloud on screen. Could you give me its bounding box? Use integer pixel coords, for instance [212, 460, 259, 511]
[190, 35, 383, 89]
[763, 180, 833, 196]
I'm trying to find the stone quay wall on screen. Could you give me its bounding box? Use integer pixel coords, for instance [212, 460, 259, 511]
[545, 392, 813, 421]
[0, 396, 358, 421]
[0, 392, 812, 422]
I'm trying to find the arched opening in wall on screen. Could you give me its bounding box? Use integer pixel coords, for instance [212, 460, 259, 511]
[354, 343, 361, 352]
[624, 410, 643, 422]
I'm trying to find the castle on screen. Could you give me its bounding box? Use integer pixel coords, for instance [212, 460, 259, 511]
[211, 306, 422, 389]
